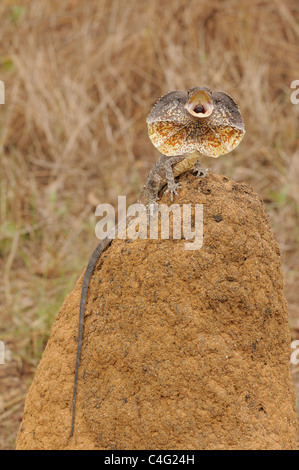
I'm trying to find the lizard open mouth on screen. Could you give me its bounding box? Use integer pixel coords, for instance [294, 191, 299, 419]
[185, 89, 213, 118]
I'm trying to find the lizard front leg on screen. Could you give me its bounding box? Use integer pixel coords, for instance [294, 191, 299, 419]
[164, 156, 186, 202]
[138, 155, 185, 206]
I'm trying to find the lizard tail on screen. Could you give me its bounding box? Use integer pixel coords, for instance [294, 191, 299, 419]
[70, 237, 112, 437]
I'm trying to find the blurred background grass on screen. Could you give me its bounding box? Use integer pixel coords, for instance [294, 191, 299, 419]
[0, 0, 299, 449]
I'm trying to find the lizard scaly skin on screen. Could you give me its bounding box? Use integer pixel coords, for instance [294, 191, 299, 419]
[70, 86, 245, 437]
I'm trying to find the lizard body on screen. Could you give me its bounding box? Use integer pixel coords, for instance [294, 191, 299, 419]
[70, 86, 245, 436]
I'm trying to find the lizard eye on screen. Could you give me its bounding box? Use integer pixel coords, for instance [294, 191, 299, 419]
[185, 89, 213, 118]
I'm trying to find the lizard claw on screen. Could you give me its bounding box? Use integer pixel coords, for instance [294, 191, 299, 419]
[193, 159, 209, 178]
[165, 181, 182, 202]
[193, 167, 209, 178]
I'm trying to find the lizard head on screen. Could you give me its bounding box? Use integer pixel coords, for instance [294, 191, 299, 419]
[184, 87, 214, 118]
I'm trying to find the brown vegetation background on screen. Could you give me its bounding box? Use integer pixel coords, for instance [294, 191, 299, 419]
[0, 0, 298, 449]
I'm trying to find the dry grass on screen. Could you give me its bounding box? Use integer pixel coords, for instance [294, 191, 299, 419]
[0, 0, 299, 449]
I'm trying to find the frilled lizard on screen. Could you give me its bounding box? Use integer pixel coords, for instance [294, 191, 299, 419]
[70, 86, 245, 436]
